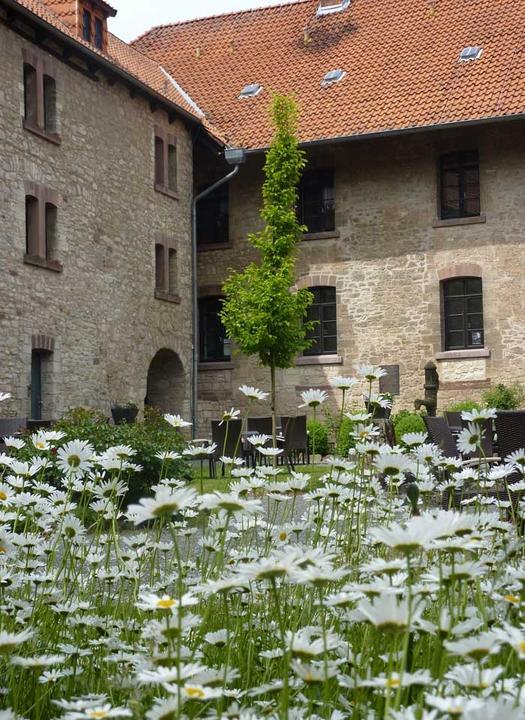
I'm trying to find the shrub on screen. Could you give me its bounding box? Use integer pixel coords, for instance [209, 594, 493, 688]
[392, 410, 426, 445]
[482, 382, 525, 410]
[49, 407, 190, 504]
[307, 419, 330, 458]
[336, 416, 357, 457]
[445, 399, 482, 413]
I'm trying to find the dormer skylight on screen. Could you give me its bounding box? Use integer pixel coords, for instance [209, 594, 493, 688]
[322, 69, 346, 86]
[459, 46, 483, 62]
[317, 0, 351, 16]
[239, 83, 263, 99]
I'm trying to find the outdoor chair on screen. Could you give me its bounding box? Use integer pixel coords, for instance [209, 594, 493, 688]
[444, 412, 462, 435]
[247, 416, 273, 435]
[0, 417, 27, 450]
[423, 416, 460, 458]
[424, 415, 501, 510]
[210, 419, 243, 478]
[280, 415, 309, 469]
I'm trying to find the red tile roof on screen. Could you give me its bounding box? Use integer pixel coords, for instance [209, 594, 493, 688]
[131, 0, 525, 150]
[5, 0, 213, 129]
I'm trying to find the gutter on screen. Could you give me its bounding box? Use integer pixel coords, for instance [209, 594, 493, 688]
[190, 156, 244, 438]
[242, 111, 525, 155]
[0, 0, 202, 127]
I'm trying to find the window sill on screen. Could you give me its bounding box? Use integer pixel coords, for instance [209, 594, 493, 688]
[198, 361, 234, 371]
[23, 119, 61, 146]
[302, 230, 340, 241]
[296, 354, 343, 366]
[154, 290, 181, 304]
[432, 214, 486, 228]
[24, 254, 63, 272]
[154, 184, 179, 200]
[435, 348, 490, 360]
[197, 242, 233, 252]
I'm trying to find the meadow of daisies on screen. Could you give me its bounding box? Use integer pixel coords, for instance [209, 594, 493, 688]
[1, 370, 525, 720]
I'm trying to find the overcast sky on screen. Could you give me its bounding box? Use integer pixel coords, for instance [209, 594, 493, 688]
[109, 0, 289, 41]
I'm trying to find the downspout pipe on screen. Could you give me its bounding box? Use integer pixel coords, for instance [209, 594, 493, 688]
[191, 162, 242, 439]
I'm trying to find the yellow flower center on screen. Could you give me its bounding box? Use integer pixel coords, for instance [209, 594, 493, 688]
[0, 546, 6, 554]
[519, 642, 525, 653]
[185, 686, 206, 699]
[88, 712, 109, 719]
[386, 678, 400, 688]
[0, 491, 7, 501]
[504, 594, 520, 605]
[156, 597, 176, 609]
[35, 442, 46, 449]
[279, 531, 288, 541]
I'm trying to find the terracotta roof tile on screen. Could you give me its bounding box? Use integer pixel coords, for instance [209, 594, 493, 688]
[8, 0, 215, 130]
[132, 0, 525, 149]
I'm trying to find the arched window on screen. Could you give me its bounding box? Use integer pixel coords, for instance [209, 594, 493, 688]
[304, 286, 337, 356]
[442, 277, 484, 350]
[199, 297, 231, 363]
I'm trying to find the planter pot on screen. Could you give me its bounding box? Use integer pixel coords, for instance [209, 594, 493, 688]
[111, 405, 138, 425]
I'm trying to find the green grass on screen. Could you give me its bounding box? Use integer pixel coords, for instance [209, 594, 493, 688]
[189, 463, 329, 492]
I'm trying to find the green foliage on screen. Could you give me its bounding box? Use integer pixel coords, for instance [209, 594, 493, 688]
[445, 400, 482, 413]
[482, 382, 525, 410]
[221, 95, 313, 370]
[392, 410, 426, 445]
[52, 407, 191, 504]
[307, 419, 330, 457]
[336, 417, 357, 457]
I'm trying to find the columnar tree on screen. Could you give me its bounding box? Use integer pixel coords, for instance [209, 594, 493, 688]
[221, 95, 313, 448]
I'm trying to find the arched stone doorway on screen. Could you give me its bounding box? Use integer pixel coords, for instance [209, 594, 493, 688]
[146, 349, 186, 414]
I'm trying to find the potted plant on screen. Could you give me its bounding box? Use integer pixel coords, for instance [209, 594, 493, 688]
[111, 401, 138, 425]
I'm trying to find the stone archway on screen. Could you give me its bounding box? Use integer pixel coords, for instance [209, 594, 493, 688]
[146, 349, 186, 414]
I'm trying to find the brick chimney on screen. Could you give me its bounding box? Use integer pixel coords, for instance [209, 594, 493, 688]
[39, 0, 117, 52]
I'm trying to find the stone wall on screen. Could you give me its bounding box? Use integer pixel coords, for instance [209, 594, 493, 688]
[196, 121, 525, 432]
[0, 23, 194, 421]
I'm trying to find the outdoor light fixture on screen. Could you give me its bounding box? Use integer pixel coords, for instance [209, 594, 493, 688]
[224, 147, 246, 165]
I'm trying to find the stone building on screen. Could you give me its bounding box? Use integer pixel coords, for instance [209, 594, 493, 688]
[2, 0, 525, 430]
[134, 0, 525, 427]
[0, 0, 215, 422]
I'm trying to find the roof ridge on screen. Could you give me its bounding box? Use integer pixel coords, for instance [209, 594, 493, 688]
[130, 0, 311, 44]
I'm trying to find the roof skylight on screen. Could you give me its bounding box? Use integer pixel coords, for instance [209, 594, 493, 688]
[239, 83, 263, 98]
[322, 69, 346, 86]
[459, 46, 483, 62]
[317, 0, 351, 16]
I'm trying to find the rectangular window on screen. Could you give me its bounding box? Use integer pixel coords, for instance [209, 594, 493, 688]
[196, 184, 230, 246]
[298, 168, 335, 233]
[155, 244, 165, 291]
[43, 75, 57, 134]
[154, 136, 165, 188]
[25, 195, 39, 255]
[442, 277, 484, 350]
[167, 143, 177, 192]
[23, 64, 38, 125]
[94, 17, 104, 49]
[168, 249, 177, 295]
[199, 297, 231, 362]
[82, 10, 92, 42]
[45, 203, 58, 261]
[304, 286, 337, 356]
[440, 151, 480, 220]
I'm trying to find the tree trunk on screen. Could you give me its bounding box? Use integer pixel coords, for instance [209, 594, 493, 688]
[270, 364, 277, 468]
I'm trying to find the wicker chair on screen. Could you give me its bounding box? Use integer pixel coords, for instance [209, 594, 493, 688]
[247, 416, 273, 435]
[210, 419, 243, 477]
[444, 411, 462, 434]
[280, 415, 309, 469]
[495, 411, 525, 460]
[423, 416, 459, 457]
